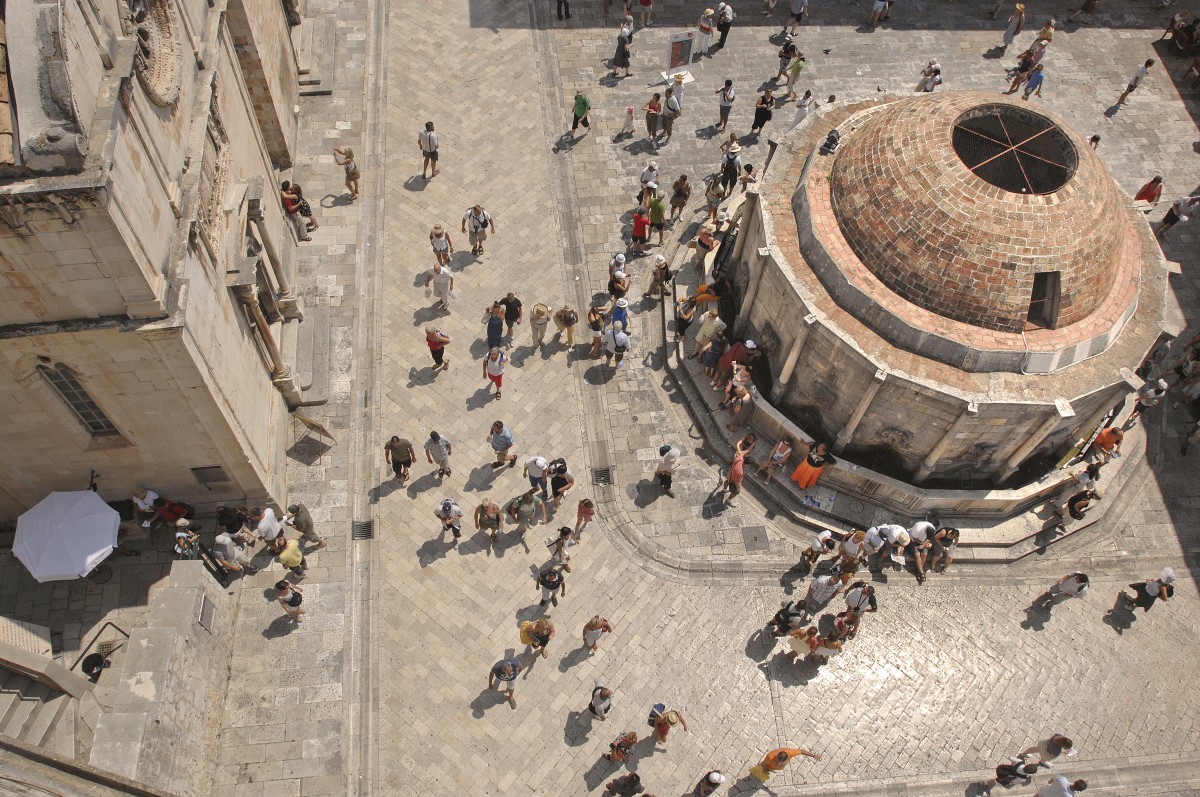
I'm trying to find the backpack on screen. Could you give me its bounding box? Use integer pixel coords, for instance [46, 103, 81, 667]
[647, 703, 666, 727]
[548, 457, 568, 474]
[722, 155, 739, 181]
[562, 309, 578, 326]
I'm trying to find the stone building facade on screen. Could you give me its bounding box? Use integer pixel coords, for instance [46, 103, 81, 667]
[731, 94, 1169, 488]
[0, 0, 310, 520]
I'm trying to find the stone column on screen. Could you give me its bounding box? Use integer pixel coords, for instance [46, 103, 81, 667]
[736, 246, 771, 334]
[998, 399, 1075, 484]
[770, 313, 817, 404]
[249, 204, 304, 321]
[912, 401, 978, 485]
[834, 368, 887, 455]
[234, 284, 303, 408]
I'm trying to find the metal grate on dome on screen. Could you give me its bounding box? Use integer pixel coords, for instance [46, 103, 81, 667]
[952, 105, 1077, 195]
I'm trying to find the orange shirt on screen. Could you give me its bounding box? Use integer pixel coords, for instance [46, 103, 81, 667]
[761, 748, 806, 772]
[1094, 428, 1121, 452]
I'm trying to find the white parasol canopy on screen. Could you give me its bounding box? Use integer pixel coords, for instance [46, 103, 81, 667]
[14, 491, 120, 582]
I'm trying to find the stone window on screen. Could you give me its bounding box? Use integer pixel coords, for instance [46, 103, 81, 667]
[1027, 271, 1062, 329]
[37, 363, 120, 437]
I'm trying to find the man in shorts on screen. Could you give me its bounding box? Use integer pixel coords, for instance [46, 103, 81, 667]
[784, 0, 808, 35]
[1157, 195, 1200, 239]
[462, 205, 496, 255]
[489, 421, 518, 468]
[1116, 59, 1154, 106]
[648, 192, 667, 245]
[418, 121, 439, 179]
[867, 0, 887, 26]
[424, 431, 453, 477]
[385, 435, 415, 482]
[488, 658, 522, 708]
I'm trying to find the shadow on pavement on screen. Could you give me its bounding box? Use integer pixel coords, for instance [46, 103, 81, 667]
[262, 615, 298, 639]
[1020, 590, 1066, 631]
[1102, 590, 1137, 634]
[558, 644, 592, 673]
[405, 470, 443, 499]
[744, 625, 776, 663]
[470, 687, 511, 719]
[758, 650, 821, 689]
[564, 709, 594, 746]
[415, 536, 450, 569]
[633, 478, 665, 508]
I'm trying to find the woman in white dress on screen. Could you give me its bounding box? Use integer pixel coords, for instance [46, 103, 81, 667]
[789, 90, 818, 131]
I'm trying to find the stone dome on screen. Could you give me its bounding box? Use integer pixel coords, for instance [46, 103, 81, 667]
[828, 93, 1126, 334]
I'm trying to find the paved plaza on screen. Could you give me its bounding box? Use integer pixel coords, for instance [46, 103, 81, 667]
[12, 0, 1197, 795]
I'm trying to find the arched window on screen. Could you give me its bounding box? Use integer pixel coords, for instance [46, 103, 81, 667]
[37, 363, 119, 437]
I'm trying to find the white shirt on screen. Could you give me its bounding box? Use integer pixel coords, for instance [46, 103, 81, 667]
[1059, 575, 1088, 597]
[808, 530, 832, 553]
[640, 167, 658, 186]
[656, 449, 681, 473]
[464, 208, 491, 231]
[908, 521, 934, 543]
[133, 490, 159, 512]
[1130, 65, 1148, 87]
[862, 527, 884, 553]
[526, 456, 548, 478]
[257, 508, 282, 541]
[485, 354, 506, 376]
[590, 678, 612, 717]
[1037, 776, 1077, 797]
[419, 129, 438, 152]
[718, 86, 736, 107]
[604, 328, 631, 353]
[878, 524, 907, 543]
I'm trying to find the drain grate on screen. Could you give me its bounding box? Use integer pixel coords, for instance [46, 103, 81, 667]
[591, 467, 613, 485]
[351, 520, 374, 540]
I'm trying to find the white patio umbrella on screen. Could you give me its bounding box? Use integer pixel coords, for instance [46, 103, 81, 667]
[14, 491, 120, 582]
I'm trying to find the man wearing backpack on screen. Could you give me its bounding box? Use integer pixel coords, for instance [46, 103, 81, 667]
[434, 498, 464, 549]
[588, 677, 614, 721]
[661, 86, 682, 144]
[462, 204, 496, 255]
[719, 141, 742, 198]
[604, 321, 632, 369]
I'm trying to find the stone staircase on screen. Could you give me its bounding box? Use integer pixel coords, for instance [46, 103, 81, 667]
[0, 669, 77, 758]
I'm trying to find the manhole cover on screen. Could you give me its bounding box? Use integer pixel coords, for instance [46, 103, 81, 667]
[742, 526, 769, 552]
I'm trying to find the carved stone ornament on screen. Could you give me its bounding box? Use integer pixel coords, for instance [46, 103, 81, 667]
[121, 0, 183, 107]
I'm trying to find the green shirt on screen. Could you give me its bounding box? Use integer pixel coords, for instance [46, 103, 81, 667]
[573, 95, 591, 117]
[648, 197, 666, 224]
[789, 58, 806, 79]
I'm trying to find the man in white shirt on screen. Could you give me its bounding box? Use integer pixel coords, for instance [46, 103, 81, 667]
[804, 573, 841, 609]
[462, 205, 496, 255]
[588, 678, 614, 720]
[524, 455, 550, 499]
[132, 488, 159, 526]
[1116, 59, 1154, 105]
[604, 321, 631, 369]
[1036, 776, 1087, 797]
[907, 520, 935, 583]
[1125, 378, 1168, 429]
[418, 121, 439, 179]
[1158, 195, 1199, 239]
[252, 507, 285, 553]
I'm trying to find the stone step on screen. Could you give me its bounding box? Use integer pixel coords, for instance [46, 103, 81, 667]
[20, 689, 69, 746]
[298, 15, 337, 96]
[297, 292, 330, 406]
[40, 694, 77, 758]
[0, 678, 49, 737]
[0, 670, 20, 725]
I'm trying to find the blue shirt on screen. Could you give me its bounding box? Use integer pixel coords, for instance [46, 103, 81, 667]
[1025, 71, 1044, 92]
[490, 659, 521, 682]
[486, 314, 504, 345]
[611, 306, 628, 329]
[491, 427, 514, 451]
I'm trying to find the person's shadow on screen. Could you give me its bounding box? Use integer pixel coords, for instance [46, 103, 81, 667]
[732, 772, 778, 794]
[262, 615, 297, 639]
[745, 625, 776, 663]
[469, 686, 510, 718]
[559, 644, 591, 672]
[564, 709, 595, 746]
[466, 386, 496, 411]
[1102, 591, 1136, 634]
[584, 757, 614, 790]
[778, 561, 809, 594]
[402, 176, 427, 192]
[632, 478, 664, 508]
[405, 470, 441, 499]
[1020, 589, 1064, 631]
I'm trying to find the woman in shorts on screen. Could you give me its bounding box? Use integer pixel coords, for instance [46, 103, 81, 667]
[429, 224, 453, 266]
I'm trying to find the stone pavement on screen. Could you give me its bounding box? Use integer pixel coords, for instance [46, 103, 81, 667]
[366, 1, 1200, 796]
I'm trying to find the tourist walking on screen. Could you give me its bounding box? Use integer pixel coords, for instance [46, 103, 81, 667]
[749, 747, 821, 782]
[603, 773, 644, 797]
[571, 91, 592, 136]
[284, 502, 325, 549]
[583, 615, 612, 651]
[275, 581, 305, 622]
[651, 706, 689, 744]
[1051, 572, 1090, 599]
[588, 678, 614, 722]
[643, 254, 670, 298]
[1122, 567, 1176, 612]
[719, 140, 742, 198]
[483, 347, 507, 400]
[424, 261, 454, 312]
[429, 224, 453, 267]
[462, 205, 495, 255]
[604, 321, 631, 369]
[550, 462, 576, 509]
[610, 22, 633, 77]
[554, 304, 579, 346]
[999, 4, 1025, 51]
[488, 421, 517, 468]
[800, 529, 835, 571]
[1157, 196, 1200, 239]
[715, 2, 735, 48]
[537, 564, 568, 606]
[484, 302, 505, 350]
[804, 572, 842, 612]
[506, 489, 548, 535]
[499, 292, 523, 340]
[575, 498, 596, 541]
[474, 498, 504, 544]
[603, 731, 639, 763]
[332, 147, 360, 200]
[434, 498, 464, 549]
[669, 174, 691, 222]
[425, 326, 450, 372]
[1022, 64, 1045, 100]
[520, 617, 555, 658]
[715, 80, 736, 132]
[661, 86, 682, 143]
[424, 431, 453, 478]
[530, 303, 551, 348]
[385, 435, 415, 482]
[783, 52, 807, 101]
[1134, 175, 1163, 209]
[418, 122, 439, 179]
[524, 455, 551, 498]
[750, 89, 775, 134]
[1125, 378, 1168, 429]
[212, 532, 257, 576]
[1036, 777, 1087, 797]
[1020, 735, 1076, 765]
[785, 0, 809, 34]
[488, 658, 522, 708]
[588, 304, 606, 357]
[251, 506, 286, 554]
[695, 771, 728, 796]
[982, 753, 1048, 790]
[1116, 59, 1154, 106]
[643, 92, 662, 144]
[724, 434, 756, 505]
[655, 444, 681, 497]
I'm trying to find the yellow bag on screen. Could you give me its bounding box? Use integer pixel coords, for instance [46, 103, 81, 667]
[519, 621, 534, 646]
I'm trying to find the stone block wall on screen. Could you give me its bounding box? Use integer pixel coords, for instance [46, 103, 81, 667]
[0, 325, 277, 521]
[224, 0, 300, 169]
[89, 561, 236, 797]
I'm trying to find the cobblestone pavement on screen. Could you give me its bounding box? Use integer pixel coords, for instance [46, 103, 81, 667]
[299, 0, 1200, 795]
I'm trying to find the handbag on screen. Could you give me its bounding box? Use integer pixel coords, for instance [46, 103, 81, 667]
[519, 621, 535, 646]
